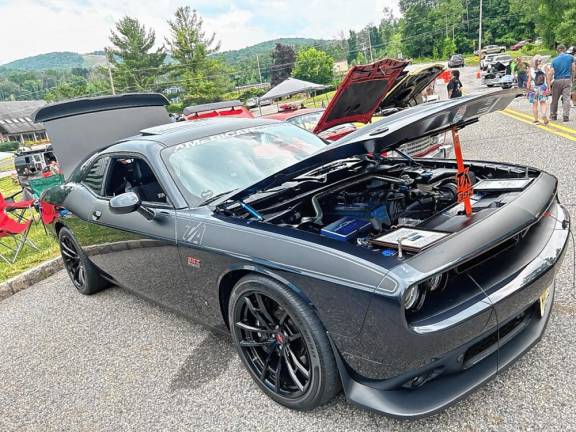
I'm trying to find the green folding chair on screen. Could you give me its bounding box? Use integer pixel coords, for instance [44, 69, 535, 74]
[28, 174, 64, 200]
[28, 175, 65, 233]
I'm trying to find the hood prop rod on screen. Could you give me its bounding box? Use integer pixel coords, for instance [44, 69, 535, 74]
[452, 128, 473, 217]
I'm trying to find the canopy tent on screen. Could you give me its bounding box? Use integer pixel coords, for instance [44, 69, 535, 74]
[259, 78, 327, 102]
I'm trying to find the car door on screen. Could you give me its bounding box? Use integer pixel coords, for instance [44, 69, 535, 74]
[73, 153, 195, 315]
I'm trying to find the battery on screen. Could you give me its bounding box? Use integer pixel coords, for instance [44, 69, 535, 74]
[321, 217, 372, 242]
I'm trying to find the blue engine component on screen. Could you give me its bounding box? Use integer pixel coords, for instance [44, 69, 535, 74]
[321, 217, 372, 242]
[328, 203, 391, 226]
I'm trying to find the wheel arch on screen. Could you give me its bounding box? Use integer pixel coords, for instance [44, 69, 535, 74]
[217, 265, 314, 329]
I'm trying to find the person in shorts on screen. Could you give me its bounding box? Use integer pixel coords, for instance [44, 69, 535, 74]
[527, 55, 550, 124]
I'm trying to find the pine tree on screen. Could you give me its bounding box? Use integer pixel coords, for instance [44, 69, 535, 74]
[107, 16, 166, 92]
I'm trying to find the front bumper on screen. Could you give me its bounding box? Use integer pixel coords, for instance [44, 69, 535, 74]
[334, 203, 570, 419]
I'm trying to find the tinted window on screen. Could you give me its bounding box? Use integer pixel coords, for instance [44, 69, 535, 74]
[104, 157, 168, 204]
[82, 157, 109, 195]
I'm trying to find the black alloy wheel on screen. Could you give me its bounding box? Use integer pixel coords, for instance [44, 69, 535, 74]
[236, 291, 312, 397]
[60, 234, 86, 289]
[58, 227, 108, 295]
[229, 275, 340, 411]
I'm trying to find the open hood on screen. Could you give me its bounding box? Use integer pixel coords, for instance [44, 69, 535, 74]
[33, 93, 170, 178]
[378, 64, 445, 110]
[222, 89, 521, 205]
[313, 59, 408, 134]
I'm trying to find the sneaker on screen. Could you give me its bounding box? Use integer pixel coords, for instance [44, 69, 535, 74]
[550, 115, 557, 121]
[563, 116, 570, 122]
[542, 116, 549, 125]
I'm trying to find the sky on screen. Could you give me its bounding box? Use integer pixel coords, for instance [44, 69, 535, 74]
[0, 0, 400, 65]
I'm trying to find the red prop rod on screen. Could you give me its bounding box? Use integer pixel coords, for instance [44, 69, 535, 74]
[451, 128, 473, 217]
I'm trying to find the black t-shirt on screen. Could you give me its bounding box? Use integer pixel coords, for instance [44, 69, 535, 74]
[447, 78, 462, 98]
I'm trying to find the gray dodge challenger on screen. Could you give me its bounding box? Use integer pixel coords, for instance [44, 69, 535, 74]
[34, 87, 570, 418]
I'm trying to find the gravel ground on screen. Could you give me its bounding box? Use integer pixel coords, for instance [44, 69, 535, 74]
[1, 69, 576, 432]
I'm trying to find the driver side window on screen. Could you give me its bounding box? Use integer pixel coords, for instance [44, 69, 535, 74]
[103, 157, 168, 205]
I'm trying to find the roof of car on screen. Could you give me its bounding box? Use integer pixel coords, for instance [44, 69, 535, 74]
[135, 117, 280, 147]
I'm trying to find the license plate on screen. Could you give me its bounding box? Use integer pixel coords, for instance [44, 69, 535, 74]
[539, 287, 550, 317]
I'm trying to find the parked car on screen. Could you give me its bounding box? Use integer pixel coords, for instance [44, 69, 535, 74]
[482, 55, 514, 82]
[481, 44, 506, 55]
[13, 144, 59, 193]
[265, 60, 450, 158]
[511, 39, 533, 51]
[183, 100, 254, 121]
[246, 97, 272, 108]
[447, 54, 465, 68]
[480, 53, 498, 70]
[34, 90, 570, 418]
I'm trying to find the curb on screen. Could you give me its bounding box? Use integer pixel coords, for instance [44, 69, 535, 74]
[0, 256, 64, 302]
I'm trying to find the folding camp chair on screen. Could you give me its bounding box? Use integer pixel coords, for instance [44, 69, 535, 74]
[0, 201, 38, 265]
[28, 175, 64, 234]
[1, 190, 35, 222]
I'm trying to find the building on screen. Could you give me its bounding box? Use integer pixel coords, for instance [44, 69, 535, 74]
[0, 100, 48, 144]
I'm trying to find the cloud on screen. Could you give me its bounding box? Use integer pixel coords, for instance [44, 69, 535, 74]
[0, 0, 399, 65]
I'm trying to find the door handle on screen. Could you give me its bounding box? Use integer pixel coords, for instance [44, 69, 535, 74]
[91, 210, 102, 221]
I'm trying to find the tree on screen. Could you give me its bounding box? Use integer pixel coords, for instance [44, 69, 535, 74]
[269, 43, 295, 87]
[347, 31, 358, 64]
[293, 48, 334, 84]
[165, 6, 232, 104]
[107, 16, 166, 92]
[556, 6, 576, 45]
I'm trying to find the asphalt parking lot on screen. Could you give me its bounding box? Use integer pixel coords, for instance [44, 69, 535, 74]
[1, 71, 576, 431]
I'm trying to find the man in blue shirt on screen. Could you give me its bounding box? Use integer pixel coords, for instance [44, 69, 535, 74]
[550, 44, 576, 122]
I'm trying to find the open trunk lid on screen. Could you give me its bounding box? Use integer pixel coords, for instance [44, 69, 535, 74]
[33, 93, 170, 178]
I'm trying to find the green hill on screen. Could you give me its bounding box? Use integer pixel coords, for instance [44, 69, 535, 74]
[214, 38, 340, 65]
[1, 52, 88, 70]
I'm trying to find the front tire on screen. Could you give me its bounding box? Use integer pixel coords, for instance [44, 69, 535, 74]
[59, 227, 109, 295]
[229, 275, 340, 411]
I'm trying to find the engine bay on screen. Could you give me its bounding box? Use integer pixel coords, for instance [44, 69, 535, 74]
[222, 158, 536, 255]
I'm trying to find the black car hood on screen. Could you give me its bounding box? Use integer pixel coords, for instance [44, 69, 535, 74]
[221, 89, 521, 204]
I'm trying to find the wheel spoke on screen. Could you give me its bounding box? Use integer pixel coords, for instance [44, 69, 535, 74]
[244, 297, 273, 329]
[286, 346, 310, 378]
[259, 349, 275, 381]
[278, 310, 289, 326]
[287, 333, 302, 342]
[61, 242, 77, 258]
[283, 350, 305, 392]
[239, 339, 274, 348]
[254, 293, 277, 327]
[235, 321, 274, 334]
[78, 266, 86, 285]
[275, 349, 284, 393]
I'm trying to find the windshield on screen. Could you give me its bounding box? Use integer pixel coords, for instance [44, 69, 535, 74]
[285, 111, 323, 131]
[162, 123, 327, 205]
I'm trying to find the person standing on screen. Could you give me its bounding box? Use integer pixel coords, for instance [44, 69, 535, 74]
[527, 55, 550, 124]
[447, 69, 463, 99]
[550, 44, 576, 122]
[515, 57, 528, 89]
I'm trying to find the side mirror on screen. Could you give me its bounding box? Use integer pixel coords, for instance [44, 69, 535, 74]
[109, 192, 156, 220]
[109, 192, 141, 214]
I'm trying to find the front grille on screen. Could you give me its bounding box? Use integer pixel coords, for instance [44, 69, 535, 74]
[463, 308, 531, 368]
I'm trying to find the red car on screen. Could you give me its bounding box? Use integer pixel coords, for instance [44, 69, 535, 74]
[264, 108, 357, 141]
[265, 60, 450, 158]
[511, 39, 532, 51]
[183, 100, 254, 121]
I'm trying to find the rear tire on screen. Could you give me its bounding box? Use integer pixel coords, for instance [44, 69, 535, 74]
[229, 274, 340, 411]
[59, 227, 109, 295]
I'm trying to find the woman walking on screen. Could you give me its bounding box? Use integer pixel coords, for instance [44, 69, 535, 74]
[527, 55, 550, 124]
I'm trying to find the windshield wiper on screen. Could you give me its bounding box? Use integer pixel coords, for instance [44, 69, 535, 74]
[200, 188, 239, 206]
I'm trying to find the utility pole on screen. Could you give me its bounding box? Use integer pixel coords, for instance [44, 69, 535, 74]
[478, 0, 483, 54]
[367, 29, 374, 62]
[256, 55, 263, 84]
[105, 49, 116, 95]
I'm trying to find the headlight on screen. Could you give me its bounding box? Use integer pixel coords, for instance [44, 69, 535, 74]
[404, 285, 426, 311]
[404, 274, 447, 312]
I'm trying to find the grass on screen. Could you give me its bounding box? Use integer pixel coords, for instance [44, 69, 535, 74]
[0, 176, 60, 282]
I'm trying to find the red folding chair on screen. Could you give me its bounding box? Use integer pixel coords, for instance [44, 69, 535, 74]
[1, 191, 35, 222]
[0, 199, 39, 265]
